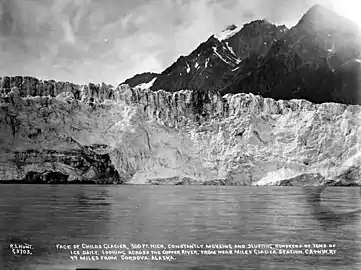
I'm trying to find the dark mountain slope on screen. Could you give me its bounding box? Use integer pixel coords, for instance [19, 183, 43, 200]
[121, 20, 288, 92]
[122, 4, 361, 105]
[221, 4, 361, 104]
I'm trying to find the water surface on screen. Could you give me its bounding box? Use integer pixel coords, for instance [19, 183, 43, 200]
[0, 185, 360, 270]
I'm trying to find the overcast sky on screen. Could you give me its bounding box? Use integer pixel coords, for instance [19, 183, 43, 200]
[0, 0, 334, 85]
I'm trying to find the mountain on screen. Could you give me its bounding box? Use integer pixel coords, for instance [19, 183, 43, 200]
[122, 20, 288, 93]
[122, 4, 361, 105]
[223, 4, 361, 104]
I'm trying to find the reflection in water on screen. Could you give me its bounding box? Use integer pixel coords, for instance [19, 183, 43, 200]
[76, 192, 111, 206]
[306, 186, 361, 229]
[0, 185, 360, 270]
[304, 186, 361, 268]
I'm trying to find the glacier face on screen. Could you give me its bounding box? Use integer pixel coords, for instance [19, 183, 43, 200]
[0, 77, 361, 185]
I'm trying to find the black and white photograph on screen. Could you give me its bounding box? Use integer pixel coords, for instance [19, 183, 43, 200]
[0, 0, 361, 269]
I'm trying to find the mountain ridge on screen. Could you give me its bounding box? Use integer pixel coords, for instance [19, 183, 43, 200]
[121, 18, 289, 93]
[122, 4, 361, 105]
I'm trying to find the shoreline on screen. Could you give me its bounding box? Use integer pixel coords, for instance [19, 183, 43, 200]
[0, 180, 359, 187]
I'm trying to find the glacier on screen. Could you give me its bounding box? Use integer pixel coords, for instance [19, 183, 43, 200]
[0, 76, 360, 186]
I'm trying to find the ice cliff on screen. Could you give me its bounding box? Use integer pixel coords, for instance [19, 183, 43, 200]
[0, 76, 360, 186]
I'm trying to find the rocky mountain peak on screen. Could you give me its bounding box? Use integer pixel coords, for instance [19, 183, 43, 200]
[225, 19, 288, 60]
[121, 16, 289, 92]
[220, 4, 361, 104]
[304, 3, 330, 15]
[243, 19, 272, 28]
[296, 4, 359, 34]
[214, 24, 240, 41]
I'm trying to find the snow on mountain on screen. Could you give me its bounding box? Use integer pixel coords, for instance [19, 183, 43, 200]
[214, 24, 240, 41]
[225, 41, 236, 56]
[134, 77, 157, 90]
[222, 5, 361, 104]
[212, 47, 233, 65]
[121, 20, 288, 93]
[205, 58, 209, 68]
[186, 62, 191, 73]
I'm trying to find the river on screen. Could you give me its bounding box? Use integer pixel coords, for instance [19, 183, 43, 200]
[0, 185, 360, 270]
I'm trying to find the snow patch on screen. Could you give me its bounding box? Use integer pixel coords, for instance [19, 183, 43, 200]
[212, 47, 231, 65]
[205, 58, 209, 68]
[222, 43, 241, 64]
[195, 62, 199, 69]
[214, 26, 240, 41]
[134, 77, 157, 90]
[186, 62, 191, 73]
[225, 42, 236, 56]
[225, 53, 241, 64]
[232, 66, 240, 71]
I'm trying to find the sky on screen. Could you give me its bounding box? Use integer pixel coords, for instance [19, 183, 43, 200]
[0, 0, 344, 85]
